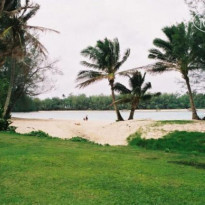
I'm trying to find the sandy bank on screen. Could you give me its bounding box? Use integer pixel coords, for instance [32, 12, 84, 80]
[11, 118, 205, 146]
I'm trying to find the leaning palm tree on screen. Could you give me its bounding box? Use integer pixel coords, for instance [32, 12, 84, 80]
[148, 22, 203, 120]
[76, 38, 130, 121]
[114, 71, 160, 120]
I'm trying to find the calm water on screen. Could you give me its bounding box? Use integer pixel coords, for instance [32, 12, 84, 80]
[12, 110, 205, 121]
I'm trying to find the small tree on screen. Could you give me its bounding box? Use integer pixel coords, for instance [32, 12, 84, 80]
[114, 71, 160, 120]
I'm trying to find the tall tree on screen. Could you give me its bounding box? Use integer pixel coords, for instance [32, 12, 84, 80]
[148, 22, 205, 120]
[114, 71, 160, 120]
[1, 45, 59, 118]
[76, 38, 130, 121]
[0, 1, 58, 119]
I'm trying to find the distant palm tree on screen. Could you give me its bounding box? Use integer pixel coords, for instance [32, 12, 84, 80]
[76, 38, 130, 121]
[148, 22, 203, 120]
[114, 71, 160, 120]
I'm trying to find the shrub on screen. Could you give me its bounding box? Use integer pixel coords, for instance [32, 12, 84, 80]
[27, 130, 52, 138]
[0, 118, 10, 131]
[70, 137, 91, 143]
[127, 131, 205, 153]
[69, 137, 102, 146]
[127, 132, 142, 146]
[7, 126, 17, 133]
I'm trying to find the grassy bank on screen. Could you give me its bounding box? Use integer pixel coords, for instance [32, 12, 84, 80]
[127, 131, 205, 153]
[0, 132, 205, 204]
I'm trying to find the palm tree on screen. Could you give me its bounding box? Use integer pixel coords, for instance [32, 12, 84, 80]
[76, 38, 130, 121]
[0, 1, 58, 119]
[148, 22, 203, 120]
[114, 71, 160, 120]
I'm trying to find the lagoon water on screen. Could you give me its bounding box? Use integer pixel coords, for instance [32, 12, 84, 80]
[12, 110, 205, 121]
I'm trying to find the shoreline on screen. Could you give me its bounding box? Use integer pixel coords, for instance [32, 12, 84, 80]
[12, 109, 205, 113]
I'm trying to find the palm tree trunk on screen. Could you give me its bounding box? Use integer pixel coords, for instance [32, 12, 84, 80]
[128, 100, 139, 120]
[3, 59, 16, 119]
[128, 107, 135, 120]
[0, 0, 5, 13]
[184, 75, 200, 120]
[110, 81, 124, 121]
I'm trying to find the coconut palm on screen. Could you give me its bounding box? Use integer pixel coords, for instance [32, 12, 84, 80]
[114, 71, 160, 120]
[0, 1, 58, 118]
[76, 38, 130, 121]
[148, 22, 203, 120]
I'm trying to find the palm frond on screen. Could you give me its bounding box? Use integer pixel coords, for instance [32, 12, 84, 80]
[153, 38, 172, 52]
[21, 4, 40, 22]
[76, 70, 107, 88]
[0, 26, 13, 39]
[80, 61, 100, 69]
[162, 26, 176, 42]
[142, 82, 152, 94]
[113, 38, 120, 63]
[112, 95, 132, 105]
[148, 62, 171, 73]
[114, 49, 130, 71]
[25, 25, 59, 34]
[25, 31, 48, 57]
[114, 82, 131, 94]
[81, 47, 101, 61]
[76, 75, 107, 88]
[148, 48, 167, 61]
[129, 71, 143, 90]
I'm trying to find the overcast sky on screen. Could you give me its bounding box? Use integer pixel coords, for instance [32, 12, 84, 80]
[30, 0, 191, 98]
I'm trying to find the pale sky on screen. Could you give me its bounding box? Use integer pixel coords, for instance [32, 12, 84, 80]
[30, 0, 191, 98]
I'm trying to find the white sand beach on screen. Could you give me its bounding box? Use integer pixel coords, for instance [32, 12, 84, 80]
[11, 118, 205, 146]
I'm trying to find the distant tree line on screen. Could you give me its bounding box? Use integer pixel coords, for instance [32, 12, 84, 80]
[12, 93, 205, 112]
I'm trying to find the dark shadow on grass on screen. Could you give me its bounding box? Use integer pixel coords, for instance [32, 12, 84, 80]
[169, 160, 205, 170]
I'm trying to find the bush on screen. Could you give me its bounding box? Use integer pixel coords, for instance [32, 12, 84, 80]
[0, 118, 10, 131]
[27, 130, 52, 138]
[7, 126, 17, 133]
[127, 131, 205, 153]
[127, 132, 142, 146]
[69, 137, 102, 146]
[70, 137, 91, 143]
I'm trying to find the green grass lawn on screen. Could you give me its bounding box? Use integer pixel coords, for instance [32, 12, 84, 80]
[0, 132, 205, 205]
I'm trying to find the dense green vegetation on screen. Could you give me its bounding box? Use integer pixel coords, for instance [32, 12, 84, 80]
[128, 131, 205, 153]
[12, 93, 205, 112]
[0, 132, 205, 204]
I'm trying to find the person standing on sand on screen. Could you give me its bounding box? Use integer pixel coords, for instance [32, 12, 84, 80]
[83, 115, 88, 121]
